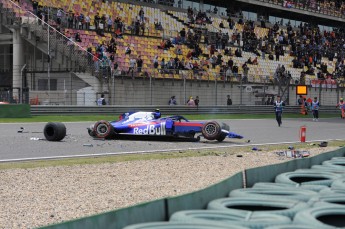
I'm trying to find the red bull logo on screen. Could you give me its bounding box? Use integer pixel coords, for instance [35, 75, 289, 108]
[133, 123, 166, 135]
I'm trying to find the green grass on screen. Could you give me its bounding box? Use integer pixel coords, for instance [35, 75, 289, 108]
[0, 113, 340, 123]
[1, 140, 344, 170]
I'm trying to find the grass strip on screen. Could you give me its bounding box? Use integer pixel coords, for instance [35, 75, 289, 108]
[1, 140, 344, 170]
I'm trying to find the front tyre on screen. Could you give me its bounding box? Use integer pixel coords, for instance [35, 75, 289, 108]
[216, 134, 226, 142]
[202, 121, 222, 140]
[94, 120, 114, 139]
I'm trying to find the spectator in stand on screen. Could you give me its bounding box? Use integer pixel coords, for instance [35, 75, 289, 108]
[160, 58, 166, 73]
[153, 55, 159, 69]
[94, 13, 100, 30]
[139, 7, 145, 22]
[128, 56, 136, 77]
[32, 0, 39, 15]
[137, 55, 143, 73]
[235, 48, 242, 57]
[85, 14, 90, 30]
[180, 28, 186, 43]
[56, 9, 63, 26]
[75, 32, 82, 42]
[154, 22, 163, 30]
[125, 45, 131, 55]
[107, 16, 113, 32]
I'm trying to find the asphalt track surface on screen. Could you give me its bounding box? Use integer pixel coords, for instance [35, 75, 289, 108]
[1, 117, 345, 162]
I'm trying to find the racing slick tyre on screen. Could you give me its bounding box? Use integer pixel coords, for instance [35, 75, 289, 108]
[293, 205, 345, 228]
[123, 221, 246, 229]
[229, 187, 318, 202]
[170, 210, 291, 229]
[274, 169, 342, 187]
[43, 122, 66, 141]
[207, 196, 309, 219]
[202, 121, 222, 141]
[94, 120, 114, 139]
[88, 128, 96, 137]
[216, 134, 226, 142]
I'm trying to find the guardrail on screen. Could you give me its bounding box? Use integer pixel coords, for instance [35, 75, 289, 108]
[30, 105, 340, 116]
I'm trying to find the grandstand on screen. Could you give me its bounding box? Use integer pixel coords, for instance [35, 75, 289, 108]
[0, 0, 344, 106]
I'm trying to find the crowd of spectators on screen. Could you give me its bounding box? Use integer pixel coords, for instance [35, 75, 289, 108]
[28, 0, 345, 83]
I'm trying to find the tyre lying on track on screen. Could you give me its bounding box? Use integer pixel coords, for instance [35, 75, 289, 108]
[43, 122, 66, 141]
[170, 209, 291, 229]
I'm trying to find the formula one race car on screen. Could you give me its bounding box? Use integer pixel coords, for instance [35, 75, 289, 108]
[88, 111, 245, 142]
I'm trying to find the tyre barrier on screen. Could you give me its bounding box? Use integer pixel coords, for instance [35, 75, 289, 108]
[43, 122, 66, 141]
[331, 178, 345, 190]
[169, 210, 291, 229]
[322, 159, 345, 169]
[122, 221, 248, 229]
[328, 157, 345, 162]
[252, 182, 329, 192]
[275, 169, 342, 186]
[264, 225, 316, 229]
[310, 165, 345, 174]
[293, 205, 345, 228]
[229, 188, 317, 202]
[207, 197, 309, 219]
[308, 194, 345, 207]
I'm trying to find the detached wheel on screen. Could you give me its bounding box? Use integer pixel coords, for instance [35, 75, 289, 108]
[44, 122, 66, 141]
[202, 121, 222, 140]
[94, 120, 114, 139]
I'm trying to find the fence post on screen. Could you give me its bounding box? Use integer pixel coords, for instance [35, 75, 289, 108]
[240, 74, 243, 105]
[183, 76, 186, 105]
[150, 74, 152, 105]
[214, 78, 217, 105]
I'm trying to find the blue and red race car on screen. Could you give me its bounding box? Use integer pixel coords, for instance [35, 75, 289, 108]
[88, 111, 245, 142]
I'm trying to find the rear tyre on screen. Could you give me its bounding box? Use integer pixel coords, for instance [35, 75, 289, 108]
[44, 122, 66, 141]
[94, 120, 114, 139]
[216, 134, 226, 142]
[202, 121, 222, 140]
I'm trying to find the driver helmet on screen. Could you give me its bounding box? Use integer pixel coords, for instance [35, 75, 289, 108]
[153, 109, 161, 119]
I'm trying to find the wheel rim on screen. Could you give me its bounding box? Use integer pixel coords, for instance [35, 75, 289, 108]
[204, 124, 217, 136]
[96, 123, 109, 136]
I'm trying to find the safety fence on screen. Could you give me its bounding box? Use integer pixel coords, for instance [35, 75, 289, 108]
[256, 0, 345, 19]
[4, 71, 345, 106]
[29, 105, 340, 116]
[37, 147, 345, 229]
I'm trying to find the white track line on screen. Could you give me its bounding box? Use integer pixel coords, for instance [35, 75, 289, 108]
[0, 139, 344, 163]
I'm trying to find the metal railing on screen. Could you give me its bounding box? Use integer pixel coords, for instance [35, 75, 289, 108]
[0, 0, 102, 75]
[29, 104, 340, 115]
